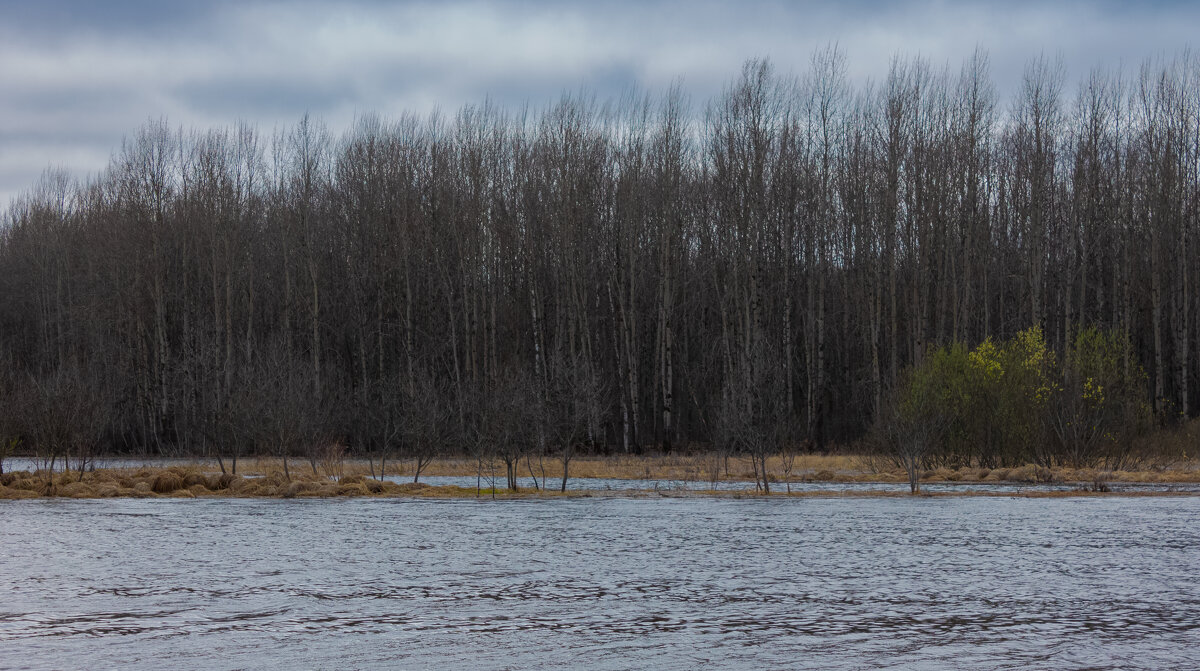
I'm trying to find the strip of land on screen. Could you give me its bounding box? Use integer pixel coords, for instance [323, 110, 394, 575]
[2, 455, 1198, 499]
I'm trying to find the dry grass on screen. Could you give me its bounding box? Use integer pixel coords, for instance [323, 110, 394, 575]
[151, 472, 185, 494]
[0, 486, 39, 500]
[357, 453, 869, 483]
[1, 451, 1199, 501]
[0, 464, 605, 500]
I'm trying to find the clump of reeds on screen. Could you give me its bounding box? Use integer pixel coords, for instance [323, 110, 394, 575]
[151, 472, 185, 494]
[0, 484, 40, 499]
[337, 482, 370, 496]
[284, 480, 320, 497]
[58, 482, 96, 498]
[209, 473, 237, 490]
[6, 476, 40, 491]
[391, 482, 433, 494]
[1007, 464, 1056, 483]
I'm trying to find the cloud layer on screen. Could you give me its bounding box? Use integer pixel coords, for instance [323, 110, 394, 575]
[2, 0, 1196, 207]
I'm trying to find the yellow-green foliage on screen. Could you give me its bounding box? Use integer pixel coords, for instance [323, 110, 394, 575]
[1049, 327, 1151, 467]
[892, 326, 1150, 468]
[896, 327, 1055, 466]
[1068, 327, 1147, 415]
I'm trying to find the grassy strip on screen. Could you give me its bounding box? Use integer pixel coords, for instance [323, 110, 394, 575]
[1, 466, 1198, 500]
[219, 454, 1200, 484]
[0, 466, 577, 500]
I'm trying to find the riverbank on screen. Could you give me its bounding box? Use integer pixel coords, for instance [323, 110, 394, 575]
[2, 463, 1199, 500]
[402, 454, 1200, 485]
[13, 452, 1195, 483]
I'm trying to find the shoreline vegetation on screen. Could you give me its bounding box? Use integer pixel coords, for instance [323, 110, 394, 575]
[3, 454, 1198, 500]
[4, 51, 1200, 501]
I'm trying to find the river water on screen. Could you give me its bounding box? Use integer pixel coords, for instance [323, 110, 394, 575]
[1, 496, 1197, 670]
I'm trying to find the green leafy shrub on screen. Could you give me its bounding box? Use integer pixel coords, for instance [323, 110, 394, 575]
[880, 326, 1151, 475]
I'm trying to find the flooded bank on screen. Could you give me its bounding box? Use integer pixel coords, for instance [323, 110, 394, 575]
[1, 496, 1198, 670]
[5, 457, 1200, 498]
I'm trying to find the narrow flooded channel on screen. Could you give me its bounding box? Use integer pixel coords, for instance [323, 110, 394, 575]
[2, 496, 1197, 670]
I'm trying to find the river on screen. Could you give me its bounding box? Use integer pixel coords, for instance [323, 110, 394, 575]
[1, 496, 1197, 670]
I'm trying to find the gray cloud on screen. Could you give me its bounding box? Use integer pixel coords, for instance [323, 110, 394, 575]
[2, 0, 1196, 208]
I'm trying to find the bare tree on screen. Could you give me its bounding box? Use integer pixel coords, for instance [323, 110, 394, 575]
[545, 352, 609, 491]
[876, 374, 950, 495]
[252, 341, 327, 480]
[19, 365, 109, 489]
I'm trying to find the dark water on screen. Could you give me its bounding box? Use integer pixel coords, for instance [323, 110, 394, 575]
[1, 497, 1198, 670]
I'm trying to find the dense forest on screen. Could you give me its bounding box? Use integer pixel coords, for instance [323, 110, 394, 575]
[1, 48, 1198, 473]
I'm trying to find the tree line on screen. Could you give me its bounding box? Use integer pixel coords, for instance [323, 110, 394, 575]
[1, 48, 1198, 478]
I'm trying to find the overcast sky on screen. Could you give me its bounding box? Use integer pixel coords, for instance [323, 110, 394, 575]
[2, 0, 1196, 208]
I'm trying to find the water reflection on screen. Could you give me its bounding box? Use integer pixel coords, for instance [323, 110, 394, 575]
[1, 497, 1198, 670]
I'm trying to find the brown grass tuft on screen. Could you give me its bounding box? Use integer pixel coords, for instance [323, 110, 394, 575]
[0, 486, 39, 500]
[151, 472, 184, 494]
[182, 473, 209, 489]
[1008, 464, 1056, 483]
[58, 482, 97, 498]
[391, 482, 435, 495]
[235, 482, 268, 496]
[95, 484, 123, 498]
[337, 482, 370, 496]
[284, 481, 314, 497]
[9, 477, 40, 491]
[254, 473, 281, 488]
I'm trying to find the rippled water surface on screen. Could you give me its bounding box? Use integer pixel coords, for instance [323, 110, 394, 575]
[2, 497, 1198, 670]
